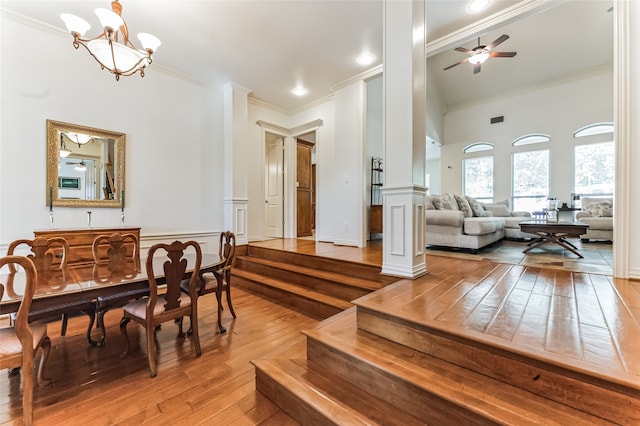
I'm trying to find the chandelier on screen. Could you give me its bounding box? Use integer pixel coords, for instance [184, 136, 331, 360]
[60, 0, 161, 80]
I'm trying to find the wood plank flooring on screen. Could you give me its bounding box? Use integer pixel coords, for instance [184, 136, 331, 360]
[1, 238, 637, 425]
[1, 287, 315, 425]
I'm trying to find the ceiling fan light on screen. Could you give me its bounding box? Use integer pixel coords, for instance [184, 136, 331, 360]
[75, 164, 87, 172]
[468, 51, 489, 64]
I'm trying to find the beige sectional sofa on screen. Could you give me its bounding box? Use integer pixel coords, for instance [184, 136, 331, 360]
[576, 197, 613, 241]
[425, 194, 533, 252]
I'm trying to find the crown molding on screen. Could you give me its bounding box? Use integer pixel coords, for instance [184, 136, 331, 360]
[426, 0, 564, 57]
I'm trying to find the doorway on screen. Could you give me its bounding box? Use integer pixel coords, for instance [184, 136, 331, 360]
[296, 138, 315, 237]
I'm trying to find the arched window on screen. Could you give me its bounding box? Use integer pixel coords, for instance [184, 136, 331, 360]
[464, 143, 493, 153]
[574, 122, 613, 138]
[512, 134, 550, 147]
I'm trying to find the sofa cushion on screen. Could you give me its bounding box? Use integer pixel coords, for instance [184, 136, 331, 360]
[425, 209, 464, 227]
[579, 216, 613, 231]
[465, 196, 488, 217]
[463, 217, 505, 235]
[425, 195, 436, 210]
[432, 193, 458, 211]
[454, 195, 473, 218]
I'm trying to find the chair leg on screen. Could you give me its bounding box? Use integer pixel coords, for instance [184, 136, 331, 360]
[61, 313, 68, 336]
[37, 336, 52, 387]
[190, 314, 202, 357]
[119, 317, 131, 358]
[21, 352, 34, 426]
[146, 324, 157, 378]
[225, 287, 236, 319]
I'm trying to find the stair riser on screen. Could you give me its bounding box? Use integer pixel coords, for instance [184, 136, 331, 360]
[234, 275, 345, 319]
[235, 258, 371, 301]
[255, 367, 337, 426]
[305, 337, 500, 425]
[357, 308, 640, 425]
[246, 246, 386, 283]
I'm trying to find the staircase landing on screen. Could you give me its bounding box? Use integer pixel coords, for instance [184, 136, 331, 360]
[247, 240, 640, 424]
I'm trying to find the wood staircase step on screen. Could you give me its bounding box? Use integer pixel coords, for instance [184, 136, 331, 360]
[236, 255, 380, 300]
[298, 309, 614, 425]
[253, 358, 425, 426]
[245, 245, 393, 285]
[233, 269, 353, 319]
[352, 286, 640, 425]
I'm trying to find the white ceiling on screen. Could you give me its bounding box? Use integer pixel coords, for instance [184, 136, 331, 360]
[1, 1, 613, 113]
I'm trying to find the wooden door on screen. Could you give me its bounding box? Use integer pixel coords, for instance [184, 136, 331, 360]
[297, 140, 313, 237]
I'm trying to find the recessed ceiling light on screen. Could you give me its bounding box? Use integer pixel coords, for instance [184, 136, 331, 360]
[292, 87, 308, 96]
[467, 0, 491, 13]
[357, 53, 375, 66]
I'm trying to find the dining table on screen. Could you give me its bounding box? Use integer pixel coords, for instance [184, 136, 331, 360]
[0, 252, 225, 345]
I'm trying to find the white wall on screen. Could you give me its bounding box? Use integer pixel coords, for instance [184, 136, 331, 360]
[627, 0, 640, 278]
[332, 82, 366, 246]
[0, 14, 223, 251]
[439, 71, 613, 205]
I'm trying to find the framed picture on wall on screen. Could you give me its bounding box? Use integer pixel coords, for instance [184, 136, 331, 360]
[59, 176, 80, 189]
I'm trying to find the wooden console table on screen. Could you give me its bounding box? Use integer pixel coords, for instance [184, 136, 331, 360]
[34, 226, 141, 266]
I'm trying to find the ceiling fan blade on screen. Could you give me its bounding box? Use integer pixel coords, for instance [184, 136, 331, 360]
[486, 34, 509, 50]
[443, 58, 469, 71]
[473, 63, 481, 74]
[490, 51, 517, 58]
[454, 46, 473, 54]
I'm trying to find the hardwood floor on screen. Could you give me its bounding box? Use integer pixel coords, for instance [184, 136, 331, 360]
[1, 288, 315, 425]
[2, 238, 636, 424]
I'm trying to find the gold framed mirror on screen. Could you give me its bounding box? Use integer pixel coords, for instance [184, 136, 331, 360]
[46, 119, 125, 208]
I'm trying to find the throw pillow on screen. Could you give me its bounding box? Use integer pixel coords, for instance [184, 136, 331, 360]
[583, 199, 613, 217]
[432, 193, 458, 210]
[465, 196, 488, 217]
[454, 195, 473, 218]
[482, 204, 511, 217]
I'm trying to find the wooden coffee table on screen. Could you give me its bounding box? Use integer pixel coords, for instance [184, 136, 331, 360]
[519, 220, 589, 258]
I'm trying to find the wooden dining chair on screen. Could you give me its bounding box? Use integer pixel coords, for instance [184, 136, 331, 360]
[120, 240, 203, 378]
[181, 231, 236, 334]
[6, 237, 93, 336]
[89, 233, 143, 347]
[0, 256, 52, 426]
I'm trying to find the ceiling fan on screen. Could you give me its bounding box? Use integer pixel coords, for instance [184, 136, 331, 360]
[66, 159, 87, 171]
[443, 34, 517, 74]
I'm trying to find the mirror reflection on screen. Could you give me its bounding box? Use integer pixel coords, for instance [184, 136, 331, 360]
[47, 120, 125, 208]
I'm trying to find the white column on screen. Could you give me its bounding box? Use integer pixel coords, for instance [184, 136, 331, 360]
[381, 0, 427, 278]
[223, 83, 250, 245]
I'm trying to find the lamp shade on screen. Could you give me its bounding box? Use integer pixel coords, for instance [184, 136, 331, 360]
[59, 149, 71, 158]
[95, 8, 124, 30]
[60, 13, 91, 36]
[137, 33, 161, 52]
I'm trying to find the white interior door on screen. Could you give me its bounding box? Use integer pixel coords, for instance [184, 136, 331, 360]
[265, 136, 284, 238]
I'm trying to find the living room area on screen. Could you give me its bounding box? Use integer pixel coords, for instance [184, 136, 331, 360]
[407, 1, 614, 276]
